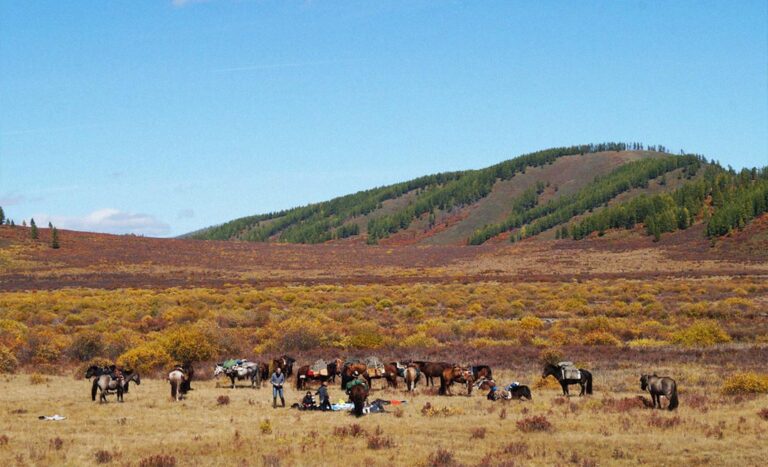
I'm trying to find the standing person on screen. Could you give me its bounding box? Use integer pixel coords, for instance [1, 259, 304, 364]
[271, 366, 286, 408]
[316, 381, 331, 411]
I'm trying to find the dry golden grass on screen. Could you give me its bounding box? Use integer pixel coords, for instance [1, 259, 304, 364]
[1, 365, 766, 466]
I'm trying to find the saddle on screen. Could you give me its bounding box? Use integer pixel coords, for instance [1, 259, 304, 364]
[558, 362, 581, 380]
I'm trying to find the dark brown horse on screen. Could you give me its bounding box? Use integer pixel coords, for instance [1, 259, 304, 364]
[414, 361, 452, 387]
[296, 359, 341, 390]
[349, 383, 369, 417]
[640, 374, 678, 410]
[272, 355, 296, 377]
[471, 365, 493, 381]
[439, 366, 473, 396]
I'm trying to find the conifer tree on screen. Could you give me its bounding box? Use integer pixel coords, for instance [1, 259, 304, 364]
[51, 227, 60, 249]
[0, 206, 4, 225]
[30, 218, 38, 239]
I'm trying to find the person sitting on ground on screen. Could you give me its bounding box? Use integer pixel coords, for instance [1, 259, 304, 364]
[271, 367, 286, 408]
[301, 391, 316, 410]
[316, 381, 331, 411]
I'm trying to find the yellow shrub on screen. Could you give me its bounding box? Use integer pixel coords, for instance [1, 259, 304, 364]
[0, 345, 18, 373]
[671, 320, 730, 347]
[520, 315, 544, 331]
[400, 333, 439, 348]
[117, 342, 173, 373]
[583, 331, 621, 346]
[161, 325, 219, 363]
[722, 372, 768, 395]
[0, 319, 28, 351]
[627, 339, 669, 348]
[345, 323, 384, 349]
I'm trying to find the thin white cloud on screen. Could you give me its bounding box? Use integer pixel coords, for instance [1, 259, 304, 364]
[172, 0, 211, 7]
[0, 193, 26, 206]
[32, 209, 171, 237]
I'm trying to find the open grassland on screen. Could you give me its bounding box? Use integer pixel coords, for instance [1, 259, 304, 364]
[1, 362, 767, 466]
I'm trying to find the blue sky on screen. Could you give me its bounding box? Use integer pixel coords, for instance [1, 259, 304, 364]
[1, 1, 766, 237]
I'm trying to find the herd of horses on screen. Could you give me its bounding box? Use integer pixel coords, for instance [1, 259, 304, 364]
[84, 356, 679, 417]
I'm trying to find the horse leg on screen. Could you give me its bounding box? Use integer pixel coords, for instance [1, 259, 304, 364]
[561, 382, 569, 396]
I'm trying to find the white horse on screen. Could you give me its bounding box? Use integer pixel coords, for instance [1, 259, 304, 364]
[168, 368, 187, 401]
[214, 362, 261, 388]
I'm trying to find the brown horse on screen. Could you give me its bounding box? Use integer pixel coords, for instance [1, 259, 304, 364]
[404, 365, 420, 392]
[349, 383, 369, 417]
[272, 355, 296, 377]
[340, 362, 371, 389]
[471, 365, 493, 381]
[439, 366, 473, 396]
[414, 361, 452, 387]
[296, 359, 341, 390]
[368, 363, 399, 389]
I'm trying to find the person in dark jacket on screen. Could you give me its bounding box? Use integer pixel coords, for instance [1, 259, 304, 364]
[271, 367, 286, 408]
[316, 381, 331, 411]
[301, 391, 316, 409]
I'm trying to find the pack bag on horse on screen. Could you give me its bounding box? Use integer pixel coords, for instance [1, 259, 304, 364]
[88, 365, 140, 402]
[364, 356, 398, 389]
[640, 374, 678, 410]
[296, 358, 341, 390]
[439, 365, 474, 396]
[542, 362, 593, 396]
[215, 359, 262, 389]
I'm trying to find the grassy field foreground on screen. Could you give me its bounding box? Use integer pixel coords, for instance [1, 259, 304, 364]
[1, 365, 767, 466]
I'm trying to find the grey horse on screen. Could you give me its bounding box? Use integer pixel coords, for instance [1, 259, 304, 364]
[640, 374, 679, 410]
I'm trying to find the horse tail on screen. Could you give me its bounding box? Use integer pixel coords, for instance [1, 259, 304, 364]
[524, 386, 532, 401]
[668, 382, 679, 411]
[585, 371, 593, 395]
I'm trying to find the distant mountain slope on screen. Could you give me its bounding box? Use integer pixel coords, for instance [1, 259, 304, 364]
[186, 143, 767, 246]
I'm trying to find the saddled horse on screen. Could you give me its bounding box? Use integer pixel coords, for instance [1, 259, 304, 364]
[413, 361, 452, 387]
[272, 355, 296, 377]
[439, 366, 473, 396]
[93, 372, 140, 403]
[168, 367, 188, 401]
[640, 374, 678, 410]
[296, 359, 341, 390]
[542, 363, 593, 396]
[368, 363, 399, 389]
[214, 361, 262, 388]
[476, 379, 532, 401]
[349, 383, 369, 417]
[340, 361, 371, 390]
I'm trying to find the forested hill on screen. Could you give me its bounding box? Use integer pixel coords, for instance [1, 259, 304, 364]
[186, 143, 767, 246]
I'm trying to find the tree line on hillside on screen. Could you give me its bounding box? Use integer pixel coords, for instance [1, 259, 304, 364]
[564, 165, 767, 242]
[467, 155, 703, 245]
[366, 143, 636, 244]
[191, 142, 647, 244]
